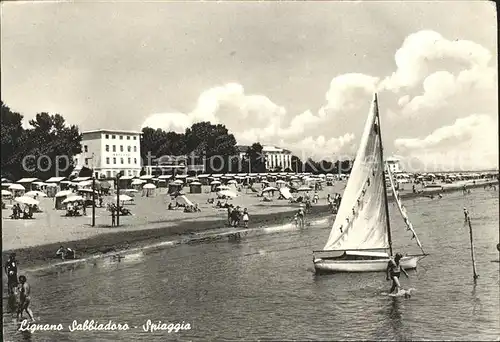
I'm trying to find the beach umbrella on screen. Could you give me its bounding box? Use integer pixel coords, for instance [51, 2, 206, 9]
[25, 191, 47, 198]
[262, 186, 278, 192]
[216, 185, 231, 191]
[189, 181, 202, 186]
[261, 180, 270, 184]
[123, 189, 139, 193]
[15, 196, 39, 206]
[227, 180, 237, 184]
[9, 184, 25, 190]
[173, 180, 183, 185]
[276, 180, 286, 184]
[62, 195, 84, 204]
[2, 190, 12, 196]
[143, 183, 156, 189]
[297, 186, 312, 192]
[217, 190, 237, 198]
[131, 179, 145, 185]
[55, 190, 74, 197]
[114, 194, 133, 202]
[210, 180, 221, 185]
[45, 183, 58, 187]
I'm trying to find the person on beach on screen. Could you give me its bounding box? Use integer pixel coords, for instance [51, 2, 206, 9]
[464, 207, 469, 221]
[386, 253, 409, 294]
[5, 253, 18, 295]
[111, 205, 116, 226]
[242, 208, 249, 228]
[294, 207, 305, 227]
[227, 205, 233, 226]
[56, 246, 76, 260]
[17, 275, 35, 323]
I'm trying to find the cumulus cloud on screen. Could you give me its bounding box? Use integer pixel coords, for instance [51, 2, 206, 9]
[377, 30, 497, 116]
[284, 133, 356, 160]
[324, 73, 379, 112]
[394, 114, 498, 170]
[380, 30, 494, 92]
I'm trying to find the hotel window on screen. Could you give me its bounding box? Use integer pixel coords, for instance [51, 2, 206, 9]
[120, 158, 124, 164]
[134, 146, 137, 152]
[127, 136, 130, 140]
[106, 157, 110, 164]
[120, 145, 123, 152]
[112, 135, 116, 139]
[120, 135, 123, 140]
[112, 145, 116, 152]
[85, 159, 88, 165]
[134, 158, 137, 164]
[128, 157, 131, 164]
[127, 146, 131, 152]
[105, 134, 109, 139]
[84, 145, 88, 153]
[106, 171, 111, 178]
[113, 157, 116, 164]
[133, 136, 137, 140]
[105, 145, 109, 152]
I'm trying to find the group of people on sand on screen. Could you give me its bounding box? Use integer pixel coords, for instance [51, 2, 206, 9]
[4, 253, 35, 322]
[10, 203, 35, 219]
[227, 205, 250, 228]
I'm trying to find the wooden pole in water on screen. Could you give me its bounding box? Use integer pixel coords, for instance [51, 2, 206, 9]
[465, 209, 479, 281]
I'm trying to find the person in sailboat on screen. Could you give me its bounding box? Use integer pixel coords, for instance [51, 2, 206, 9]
[386, 253, 409, 294]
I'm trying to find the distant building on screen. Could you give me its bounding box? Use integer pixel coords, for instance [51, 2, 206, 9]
[385, 156, 403, 174]
[73, 129, 142, 178]
[236, 144, 293, 171]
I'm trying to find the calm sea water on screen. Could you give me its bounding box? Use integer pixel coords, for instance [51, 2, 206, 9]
[3, 189, 499, 341]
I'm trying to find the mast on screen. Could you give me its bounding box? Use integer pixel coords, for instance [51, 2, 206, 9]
[374, 93, 393, 256]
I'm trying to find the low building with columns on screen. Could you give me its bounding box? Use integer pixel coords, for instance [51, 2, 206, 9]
[236, 145, 293, 172]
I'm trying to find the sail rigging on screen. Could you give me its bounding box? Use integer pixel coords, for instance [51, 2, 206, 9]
[386, 167, 426, 254]
[323, 94, 389, 251]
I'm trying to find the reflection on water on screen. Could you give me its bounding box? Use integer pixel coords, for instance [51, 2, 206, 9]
[3, 190, 499, 341]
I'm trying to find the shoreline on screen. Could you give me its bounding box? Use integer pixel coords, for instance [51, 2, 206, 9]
[3, 205, 332, 274]
[2, 179, 497, 273]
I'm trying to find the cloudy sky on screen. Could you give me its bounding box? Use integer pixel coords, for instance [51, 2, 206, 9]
[2, 1, 497, 171]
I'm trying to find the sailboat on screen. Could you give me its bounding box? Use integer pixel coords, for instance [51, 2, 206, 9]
[313, 93, 427, 273]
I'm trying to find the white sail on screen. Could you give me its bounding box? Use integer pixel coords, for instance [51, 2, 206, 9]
[323, 94, 389, 251]
[386, 167, 426, 254]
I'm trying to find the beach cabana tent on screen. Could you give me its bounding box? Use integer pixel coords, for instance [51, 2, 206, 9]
[8, 183, 25, 197]
[143, 183, 156, 197]
[54, 190, 74, 209]
[189, 181, 202, 194]
[15, 196, 39, 206]
[16, 178, 40, 192]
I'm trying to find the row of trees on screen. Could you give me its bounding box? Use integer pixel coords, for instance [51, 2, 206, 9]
[1, 102, 82, 181]
[140, 122, 353, 174]
[0, 101, 352, 180]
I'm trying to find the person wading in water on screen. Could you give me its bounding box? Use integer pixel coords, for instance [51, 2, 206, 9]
[17, 275, 35, 322]
[386, 253, 409, 294]
[5, 253, 18, 296]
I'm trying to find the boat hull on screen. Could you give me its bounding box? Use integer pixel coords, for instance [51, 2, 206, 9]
[313, 255, 423, 274]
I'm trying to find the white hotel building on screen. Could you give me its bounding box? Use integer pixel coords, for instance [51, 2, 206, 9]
[73, 129, 142, 178]
[237, 145, 293, 171]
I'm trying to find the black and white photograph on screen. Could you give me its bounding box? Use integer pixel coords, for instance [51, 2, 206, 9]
[1, 0, 499, 340]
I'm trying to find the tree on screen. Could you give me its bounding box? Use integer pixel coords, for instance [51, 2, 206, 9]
[245, 143, 266, 173]
[1, 102, 26, 179]
[184, 122, 237, 173]
[1, 105, 82, 180]
[22, 113, 82, 180]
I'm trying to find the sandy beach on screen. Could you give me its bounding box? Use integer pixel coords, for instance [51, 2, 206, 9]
[2, 178, 497, 271]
